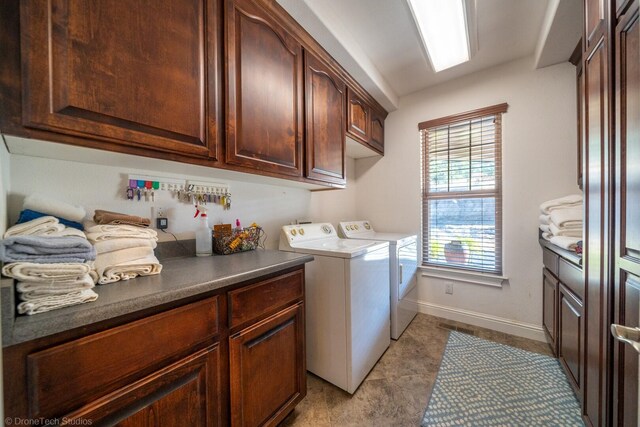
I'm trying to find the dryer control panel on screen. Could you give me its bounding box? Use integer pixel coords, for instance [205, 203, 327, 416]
[339, 220, 374, 238]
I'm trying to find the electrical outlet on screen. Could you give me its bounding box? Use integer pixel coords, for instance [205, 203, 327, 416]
[445, 282, 454, 295]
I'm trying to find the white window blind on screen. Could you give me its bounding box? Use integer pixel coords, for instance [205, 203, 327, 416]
[419, 103, 507, 275]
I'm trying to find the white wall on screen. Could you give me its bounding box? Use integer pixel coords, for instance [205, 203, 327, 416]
[354, 58, 579, 339]
[308, 157, 359, 224]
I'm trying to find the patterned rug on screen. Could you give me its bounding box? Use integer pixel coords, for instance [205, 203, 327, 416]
[422, 331, 584, 426]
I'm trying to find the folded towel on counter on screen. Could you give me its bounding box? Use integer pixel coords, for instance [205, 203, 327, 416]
[23, 194, 86, 223]
[549, 206, 583, 228]
[549, 223, 583, 238]
[93, 210, 151, 228]
[85, 223, 158, 242]
[539, 224, 550, 233]
[17, 289, 98, 315]
[540, 194, 583, 214]
[18, 210, 84, 231]
[93, 237, 157, 255]
[539, 214, 551, 225]
[16, 275, 95, 294]
[4, 216, 63, 238]
[548, 235, 581, 251]
[94, 246, 162, 284]
[0, 236, 96, 263]
[2, 262, 95, 283]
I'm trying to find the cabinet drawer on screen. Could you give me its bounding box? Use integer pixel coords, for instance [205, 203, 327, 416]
[27, 297, 219, 418]
[543, 247, 559, 276]
[229, 269, 303, 329]
[559, 258, 584, 301]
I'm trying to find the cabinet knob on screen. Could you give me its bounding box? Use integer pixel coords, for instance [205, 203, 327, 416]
[611, 324, 640, 354]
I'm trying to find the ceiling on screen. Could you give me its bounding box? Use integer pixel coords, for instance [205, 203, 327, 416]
[277, 0, 582, 111]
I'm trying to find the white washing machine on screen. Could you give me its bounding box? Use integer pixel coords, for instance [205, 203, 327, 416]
[279, 223, 390, 394]
[339, 220, 418, 340]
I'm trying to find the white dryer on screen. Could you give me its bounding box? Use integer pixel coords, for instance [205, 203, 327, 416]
[339, 220, 418, 339]
[279, 223, 390, 394]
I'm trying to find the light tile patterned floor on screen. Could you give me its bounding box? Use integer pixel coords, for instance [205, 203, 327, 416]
[281, 313, 553, 427]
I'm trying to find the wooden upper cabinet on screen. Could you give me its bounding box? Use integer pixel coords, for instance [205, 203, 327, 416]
[19, 0, 220, 159]
[225, 0, 303, 177]
[304, 52, 346, 185]
[369, 107, 385, 154]
[585, 0, 606, 48]
[346, 88, 370, 143]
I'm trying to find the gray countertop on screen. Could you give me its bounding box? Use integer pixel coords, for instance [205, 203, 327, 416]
[2, 250, 313, 347]
[539, 238, 582, 267]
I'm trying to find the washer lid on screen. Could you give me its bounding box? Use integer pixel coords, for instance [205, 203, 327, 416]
[339, 221, 416, 245]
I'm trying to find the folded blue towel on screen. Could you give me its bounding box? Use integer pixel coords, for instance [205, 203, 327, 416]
[17, 209, 84, 231]
[0, 236, 96, 263]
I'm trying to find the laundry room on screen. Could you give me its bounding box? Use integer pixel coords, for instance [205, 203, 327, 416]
[0, 0, 636, 426]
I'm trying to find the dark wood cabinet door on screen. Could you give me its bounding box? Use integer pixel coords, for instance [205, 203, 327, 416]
[583, 33, 611, 427]
[586, 0, 607, 47]
[612, 4, 640, 426]
[346, 88, 370, 144]
[577, 59, 585, 190]
[543, 269, 558, 355]
[225, 0, 303, 177]
[20, 0, 220, 159]
[369, 107, 385, 154]
[64, 345, 222, 426]
[559, 285, 583, 396]
[304, 52, 346, 185]
[229, 303, 306, 427]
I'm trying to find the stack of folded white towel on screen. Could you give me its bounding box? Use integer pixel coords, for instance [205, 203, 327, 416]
[85, 222, 162, 285]
[539, 194, 583, 251]
[1, 208, 98, 315]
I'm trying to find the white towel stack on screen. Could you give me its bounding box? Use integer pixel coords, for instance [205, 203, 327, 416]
[85, 222, 162, 285]
[539, 194, 583, 251]
[1, 217, 98, 315]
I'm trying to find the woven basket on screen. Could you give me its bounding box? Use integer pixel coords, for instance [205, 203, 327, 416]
[213, 226, 264, 255]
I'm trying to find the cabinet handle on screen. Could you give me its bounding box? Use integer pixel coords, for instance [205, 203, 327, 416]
[611, 324, 640, 354]
[399, 264, 403, 284]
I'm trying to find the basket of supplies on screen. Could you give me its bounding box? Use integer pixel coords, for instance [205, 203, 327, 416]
[213, 224, 264, 255]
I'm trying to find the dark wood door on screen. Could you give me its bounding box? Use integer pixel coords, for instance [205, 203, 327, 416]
[229, 303, 305, 427]
[20, 0, 221, 159]
[586, 0, 607, 48]
[369, 107, 385, 154]
[559, 284, 583, 395]
[543, 269, 558, 355]
[583, 32, 612, 427]
[304, 52, 346, 185]
[612, 3, 640, 425]
[225, 0, 303, 177]
[346, 88, 370, 144]
[64, 345, 222, 426]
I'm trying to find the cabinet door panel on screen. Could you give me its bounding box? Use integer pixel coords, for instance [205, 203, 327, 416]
[230, 303, 305, 427]
[543, 269, 558, 355]
[586, 0, 606, 46]
[305, 52, 346, 185]
[225, 0, 303, 177]
[347, 89, 369, 143]
[369, 108, 385, 154]
[20, 0, 218, 159]
[559, 285, 583, 394]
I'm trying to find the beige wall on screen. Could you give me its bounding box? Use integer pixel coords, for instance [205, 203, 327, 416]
[354, 58, 580, 339]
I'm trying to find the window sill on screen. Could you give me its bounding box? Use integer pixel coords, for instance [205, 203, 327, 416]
[420, 266, 507, 288]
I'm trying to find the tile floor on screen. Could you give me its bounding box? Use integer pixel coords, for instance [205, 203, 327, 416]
[281, 313, 553, 427]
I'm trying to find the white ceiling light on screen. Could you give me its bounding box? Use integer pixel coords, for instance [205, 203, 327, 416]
[407, 0, 471, 72]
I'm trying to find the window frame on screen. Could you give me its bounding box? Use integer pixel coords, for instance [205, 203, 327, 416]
[419, 103, 508, 275]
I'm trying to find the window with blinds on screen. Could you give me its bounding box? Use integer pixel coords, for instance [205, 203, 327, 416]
[419, 103, 508, 275]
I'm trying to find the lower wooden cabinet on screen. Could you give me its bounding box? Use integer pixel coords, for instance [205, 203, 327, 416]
[543, 268, 558, 355]
[558, 284, 583, 395]
[230, 303, 305, 427]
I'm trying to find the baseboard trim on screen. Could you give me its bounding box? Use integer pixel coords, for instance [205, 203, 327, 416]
[415, 300, 546, 342]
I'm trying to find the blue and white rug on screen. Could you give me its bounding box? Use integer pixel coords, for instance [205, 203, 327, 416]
[422, 331, 584, 426]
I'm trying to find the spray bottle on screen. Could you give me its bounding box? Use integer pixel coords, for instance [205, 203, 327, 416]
[194, 204, 212, 256]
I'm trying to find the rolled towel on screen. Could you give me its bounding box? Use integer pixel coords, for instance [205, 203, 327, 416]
[4, 216, 63, 238]
[2, 262, 94, 283]
[93, 210, 151, 228]
[540, 194, 583, 214]
[18, 210, 84, 231]
[549, 206, 583, 228]
[17, 275, 95, 294]
[539, 214, 551, 225]
[85, 223, 158, 242]
[539, 224, 550, 233]
[94, 246, 162, 284]
[549, 223, 582, 238]
[0, 236, 96, 263]
[17, 289, 98, 315]
[23, 194, 86, 223]
[93, 237, 157, 255]
[549, 235, 581, 251]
